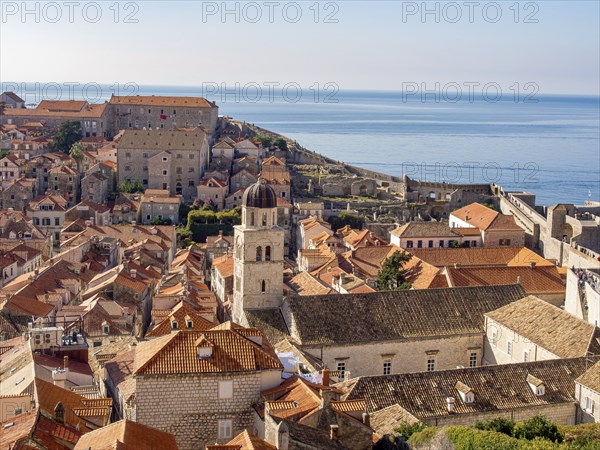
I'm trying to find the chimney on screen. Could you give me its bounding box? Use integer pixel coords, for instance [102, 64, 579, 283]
[362, 412, 370, 427]
[516, 276, 521, 284]
[330, 424, 339, 441]
[320, 389, 335, 408]
[63, 356, 68, 371]
[321, 368, 330, 387]
[446, 397, 456, 414]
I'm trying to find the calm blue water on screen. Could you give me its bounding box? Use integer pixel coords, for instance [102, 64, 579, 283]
[13, 84, 600, 205]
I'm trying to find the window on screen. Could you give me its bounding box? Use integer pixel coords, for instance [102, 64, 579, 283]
[143, 153, 148, 158]
[176, 167, 182, 174]
[427, 356, 436, 372]
[171, 321, 178, 330]
[186, 320, 193, 329]
[176, 153, 182, 159]
[439, 240, 445, 248]
[383, 359, 392, 375]
[189, 153, 194, 159]
[469, 352, 477, 367]
[507, 341, 513, 357]
[162, 157, 168, 162]
[261, 280, 266, 293]
[337, 361, 346, 380]
[162, 170, 168, 176]
[219, 380, 233, 399]
[406, 240, 413, 248]
[491, 331, 498, 346]
[188, 167, 195, 173]
[417, 240, 423, 248]
[54, 218, 60, 226]
[265, 246, 271, 261]
[523, 350, 530, 362]
[471, 240, 477, 247]
[499, 239, 511, 246]
[125, 152, 131, 158]
[256, 246, 262, 261]
[585, 396, 595, 413]
[188, 180, 195, 187]
[428, 240, 434, 248]
[218, 419, 232, 439]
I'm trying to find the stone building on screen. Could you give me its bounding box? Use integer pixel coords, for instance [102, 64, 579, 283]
[575, 361, 600, 424]
[450, 202, 525, 247]
[48, 164, 79, 206]
[138, 189, 182, 225]
[231, 168, 258, 193]
[339, 357, 597, 429]
[132, 326, 283, 449]
[108, 95, 219, 137]
[116, 129, 209, 202]
[0, 100, 111, 137]
[483, 295, 600, 365]
[0, 91, 25, 108]
[197, 177, 228, 210]
[64, 200, 111, 227]
[232, 179, 285, 324]
[74, 419, 179, 450]
[565, 267, 600, 328]
[81, 170, 109, 204]
[23, 152, 70, 194]
[27, 194, 68, 243]
[0, 177, 37, 212]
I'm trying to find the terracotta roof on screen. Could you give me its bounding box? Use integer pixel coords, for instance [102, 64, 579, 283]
[576, 361, 600, 394]
[450, 203, 499, 230]
[369, 403, 420, 436]
[34, 378, 111, 431]
[408, 247, 554, 268]
[446, 265, 565, 294]
[146, 301, 214, 337]
[133, 328, 282, 375]
[3, 102, 107, 118]
[486, 295, 600, 358]
[0, 409, 37, 449]
[284, 284, 526, 346]
[73, 419, 178, 450]
[213, 254, 234, 278]
[200, 177, 227, 188]
[215, 429, 276, 450]
[33, 413, 82, 449]
[341, 357, 598, 418]
[117, 129, 206, 151]
[110, 95, 215, 108]
[286, 272, 332, 296]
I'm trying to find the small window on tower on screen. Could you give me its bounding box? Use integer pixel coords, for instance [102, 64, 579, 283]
[265, 246, 271, 261]
[261, 280, 266, 293]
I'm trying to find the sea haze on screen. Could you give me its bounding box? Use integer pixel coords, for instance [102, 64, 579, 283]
[16, 85, 600, 206]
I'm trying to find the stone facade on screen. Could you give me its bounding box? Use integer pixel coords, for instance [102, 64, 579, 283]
[135, 372, 268, 449]
[576, 383, 600, 424]
[117, 130, 209, 202]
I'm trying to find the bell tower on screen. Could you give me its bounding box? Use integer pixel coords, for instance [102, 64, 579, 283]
[232, 178, 284, 324]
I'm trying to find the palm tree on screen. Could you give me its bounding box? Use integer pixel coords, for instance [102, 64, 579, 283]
[69, 142, 85, 174]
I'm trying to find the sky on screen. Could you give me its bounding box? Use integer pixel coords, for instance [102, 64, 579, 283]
[1, 1, 599, 95]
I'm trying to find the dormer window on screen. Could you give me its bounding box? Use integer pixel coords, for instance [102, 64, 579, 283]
[455, 381, 474, 403]
[195, 335, 213, 358]
[527, 374, 545, 396]
[171, 320, 178, 330]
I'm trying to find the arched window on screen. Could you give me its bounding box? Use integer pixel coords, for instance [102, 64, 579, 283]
[256, 246, 262, 261]
[265, 246, 271, 261]
[250, 212, 254, 226]
[54, 403, 65, 423]
[176, 182, 183, 194]
[262, 212, 267, 226]
[261, 280, 266, 293]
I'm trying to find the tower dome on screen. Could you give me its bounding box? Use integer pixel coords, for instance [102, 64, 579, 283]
[242, 178, 277, 209]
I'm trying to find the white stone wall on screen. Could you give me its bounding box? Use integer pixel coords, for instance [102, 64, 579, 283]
[576, 383, 600, 424]
[483, 317, 558, 365]
[301, 334, 485, 378]
[135, 372, 266, 450]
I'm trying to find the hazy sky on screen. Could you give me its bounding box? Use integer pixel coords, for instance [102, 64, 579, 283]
[1, 1, 599, 94]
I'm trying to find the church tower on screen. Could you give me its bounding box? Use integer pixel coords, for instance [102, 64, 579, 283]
[232, 178, 284, 324]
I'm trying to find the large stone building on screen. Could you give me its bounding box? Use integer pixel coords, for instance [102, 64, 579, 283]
[131, 326, 283, 449]
[483, 295, 600, 365]
[108, 95, 219, 137]
[575, 360, 600, 424]
[339, 357, 597, 430]
[116, 129, 209, 201]
[0, 100, 110, 137]
[232, 179, 285, 324]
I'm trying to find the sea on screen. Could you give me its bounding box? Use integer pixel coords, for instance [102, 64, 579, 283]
[11, 84, 600, 206]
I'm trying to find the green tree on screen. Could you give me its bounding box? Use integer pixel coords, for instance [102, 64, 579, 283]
[514, 416, 563, 443]
[273, 137, 288, 151]
[69, 142, 85, 173]
[0, 149, 10, 159]
[475, 417, 515, 436]
[328, 211, 365, 231]
[395, 422, 427, 441]
[52, 120, 83, 152]
[119, 180, 144, 193]
[377, 251, 412, 291]
[253, 135, 272, 147]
